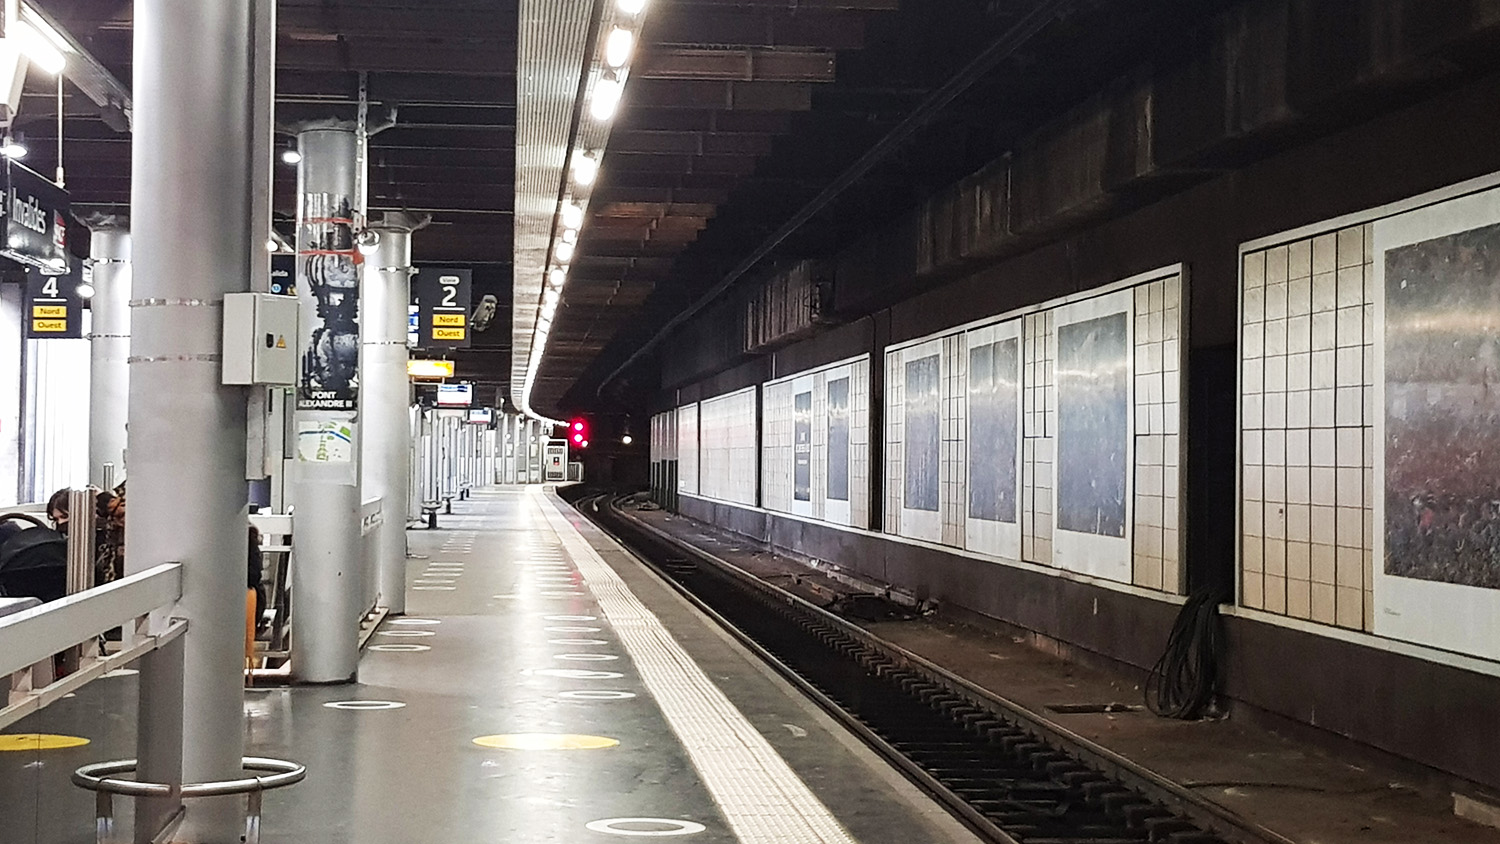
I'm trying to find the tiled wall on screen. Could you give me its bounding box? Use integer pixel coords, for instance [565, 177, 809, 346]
[676, 402, 700, 495]
[1240, 225, 1374, 630]
[885, 269, 1186, 594]
[1133, 278, 1184, 591]
[1021, 311, 1057, 565]
[761, 381, 794, 513]
[762, 357, 871, 528]
[698, 388, 758, 506]
[941, 334, 968, 547]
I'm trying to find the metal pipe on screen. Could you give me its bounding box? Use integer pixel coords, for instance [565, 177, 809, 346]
[359, 219, 415, 615]
[290, 126, 362, 684]
[86, 225, 130, 488]
[127, 0, 259, 836]
[595, 0, 1074, 396]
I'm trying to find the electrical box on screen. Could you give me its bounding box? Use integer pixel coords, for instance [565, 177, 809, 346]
[223, 293, 299, 386]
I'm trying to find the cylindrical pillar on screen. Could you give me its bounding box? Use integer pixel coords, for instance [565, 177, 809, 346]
[359, 219, 414, 615]
[86, 224, 130, 488]
[127, 0, 258, 838]
[290, 126, 361, 684]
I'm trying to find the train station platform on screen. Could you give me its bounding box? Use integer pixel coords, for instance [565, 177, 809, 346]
[625, 503, 1500, 844]
[0, 486, 979, 844]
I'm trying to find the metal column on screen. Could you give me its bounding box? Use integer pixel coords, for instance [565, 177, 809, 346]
[359, 217, 416, 615]
[127, 0, 259, 837]
[290, 127, 361, 684]
[86, 222, 130, 488]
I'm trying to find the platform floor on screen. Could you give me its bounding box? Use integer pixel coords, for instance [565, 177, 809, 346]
[0, 487, 979, 844]
[634, 504, 1500, 844]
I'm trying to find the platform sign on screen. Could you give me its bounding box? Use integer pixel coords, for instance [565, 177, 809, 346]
[24, 265, 83, 339]
[1, 161, 69, 276]
[436, 383, 473, 407]
[416, 267, 471, 349]
[467, 407, 493, 425]
[269, 254, 295, 296]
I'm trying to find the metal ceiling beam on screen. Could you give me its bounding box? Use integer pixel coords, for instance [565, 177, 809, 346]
[648, 8, 868, 50]
[637, 48, 836, 83]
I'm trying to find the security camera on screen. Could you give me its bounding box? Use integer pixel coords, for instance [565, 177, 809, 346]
[471, 294, 498, 332]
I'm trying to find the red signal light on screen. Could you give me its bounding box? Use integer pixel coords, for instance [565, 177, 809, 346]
[572, 433, 583, 443]
[572, 421, 584, 431]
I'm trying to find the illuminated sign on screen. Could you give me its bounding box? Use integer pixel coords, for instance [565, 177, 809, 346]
[407, 359, 456, 379]
[436, 383, 473, 407]
[467, 407, 493, 425]
[24, 265, 83, 339]
[416, 267, 472, 349]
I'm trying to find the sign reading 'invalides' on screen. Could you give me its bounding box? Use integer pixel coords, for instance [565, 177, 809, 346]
[0, 161, 69, 276]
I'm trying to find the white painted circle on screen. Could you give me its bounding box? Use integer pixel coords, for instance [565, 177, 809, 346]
[546, 615, 597, 621]
[533, 668, 623, 680]
[557, 653, 618, 662]
[546, 626, 601, 633]
[369, 643, 432, 653]
[549, 638, 608, 646]
[391, 618, 440, 626]
[413, 586, 456, 591]
[559, 690, 637, 701]
[377, 630, 435, 638]
[585, 818, 706, 837]
[323, 700, 406, 711]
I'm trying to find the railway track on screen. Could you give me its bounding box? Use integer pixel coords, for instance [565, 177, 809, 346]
[575, 492, 1292, 844]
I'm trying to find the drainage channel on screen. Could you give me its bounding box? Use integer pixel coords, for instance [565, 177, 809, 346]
[578, 493, 1290, 844]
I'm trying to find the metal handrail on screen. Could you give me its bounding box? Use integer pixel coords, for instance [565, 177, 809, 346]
[72, 757, 306, 798]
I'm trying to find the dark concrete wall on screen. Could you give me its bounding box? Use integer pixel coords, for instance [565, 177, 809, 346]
[656, 1, 1500, 792]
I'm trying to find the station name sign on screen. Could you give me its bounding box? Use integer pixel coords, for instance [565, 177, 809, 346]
[0, 161, 69, 276]
[415, 266, 472, 349]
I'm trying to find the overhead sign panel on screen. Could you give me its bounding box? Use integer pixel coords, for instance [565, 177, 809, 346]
[24, 265, 84, 339]
[1, 161, 69, 276]
[408, 359, 456, 379]
[416, 267, 472, 349]
[437, 383, 473, 407]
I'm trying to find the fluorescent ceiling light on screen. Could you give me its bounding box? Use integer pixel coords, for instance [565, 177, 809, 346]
[560, 202, 584, 230]
[604, 28, 634, 69]
[617, 0, 648, 14]
[12, 20, 66, 75]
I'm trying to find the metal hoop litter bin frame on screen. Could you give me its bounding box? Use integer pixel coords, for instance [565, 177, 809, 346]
[73, 756, 305, 844]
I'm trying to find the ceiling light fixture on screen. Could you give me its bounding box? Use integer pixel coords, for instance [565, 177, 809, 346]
[11, 20, 66, 75]
[561, 228, 578, 245]
[281, 149, 302, 165]
[555, 241, 575, 263]
[76, 281, 94, 299]
[590, 73, 624, 122]
[604, 27, 634, 69]
[548, 267, 567, 288]
[617, 0, 648, 14]
[1, 136, 26, 159]
[572, 150, 599, 187]
[560, 202, 584, 230]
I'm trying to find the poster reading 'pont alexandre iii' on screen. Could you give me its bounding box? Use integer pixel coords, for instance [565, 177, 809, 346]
[297, 192, 361, 412]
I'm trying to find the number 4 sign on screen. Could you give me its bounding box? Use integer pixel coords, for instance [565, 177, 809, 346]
[415, 267, 472, 349]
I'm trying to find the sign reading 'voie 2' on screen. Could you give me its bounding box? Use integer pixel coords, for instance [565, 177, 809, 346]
[0, 161, 69, 276]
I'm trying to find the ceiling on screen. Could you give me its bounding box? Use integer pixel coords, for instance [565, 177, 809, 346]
[22, 0, 1238, 419]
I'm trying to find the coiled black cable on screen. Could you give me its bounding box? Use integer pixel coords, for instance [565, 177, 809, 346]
[1145, 586, 1229, 719]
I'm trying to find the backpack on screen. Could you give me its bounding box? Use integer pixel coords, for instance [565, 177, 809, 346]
[0, 516, 67, 602]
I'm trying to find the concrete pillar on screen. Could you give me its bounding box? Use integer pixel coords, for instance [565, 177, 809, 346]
[359, 216, 416, 615]
[127, 0, 259, 837]
[290, 126, 361, 684]
[86, 223, 130, 488]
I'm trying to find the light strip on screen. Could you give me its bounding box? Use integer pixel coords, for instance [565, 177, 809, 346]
[517, 0, 651, 425]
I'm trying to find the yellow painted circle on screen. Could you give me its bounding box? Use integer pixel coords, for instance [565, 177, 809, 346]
[471, 733, 618, 750]
[0, 733, 91, 752]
